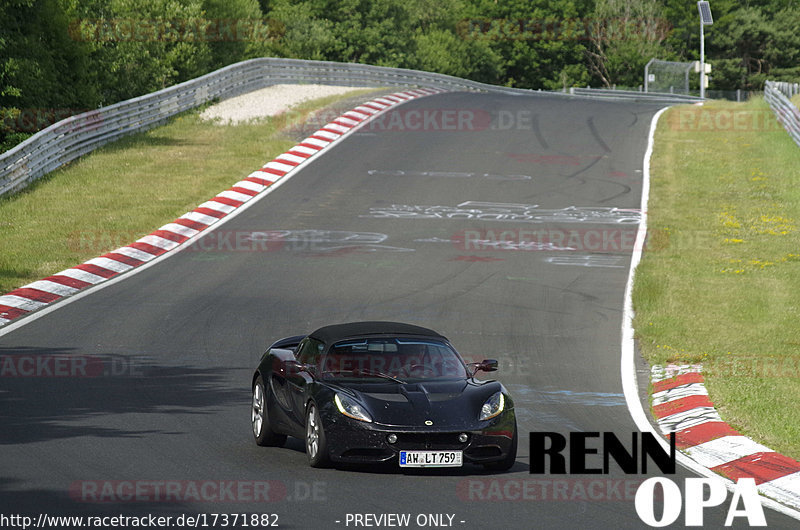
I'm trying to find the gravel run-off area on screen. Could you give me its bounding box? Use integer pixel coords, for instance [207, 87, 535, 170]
[199, 84, 367, 124]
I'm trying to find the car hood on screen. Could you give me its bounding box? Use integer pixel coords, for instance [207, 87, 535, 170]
[328, 379, 504, 428]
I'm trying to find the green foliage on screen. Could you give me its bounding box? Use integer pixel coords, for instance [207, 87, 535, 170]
[708, 5, 800, 90]
[201, 0, 266, 68]
[261, 2, 336, 60]
[1, 0, 96, 109]
[461, 0, 591, 89]
[1, 0, 98, 150]
[68, 0, 213, 103]
[413, 29, 501, 83]
[661, 0, 736, 55]
[2, 0, 800, 152]
[586, 0, 675, 88]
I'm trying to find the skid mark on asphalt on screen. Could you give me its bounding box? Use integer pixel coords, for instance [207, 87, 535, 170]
[531, 113, 549, 149]
[587, 116, 612, 153]
[587, 179, 634, 204]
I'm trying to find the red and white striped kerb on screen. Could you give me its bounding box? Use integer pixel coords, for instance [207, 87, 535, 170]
[652, 364, 800, 509]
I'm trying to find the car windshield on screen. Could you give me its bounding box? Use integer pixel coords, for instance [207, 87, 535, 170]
[321, 338, 469, 381]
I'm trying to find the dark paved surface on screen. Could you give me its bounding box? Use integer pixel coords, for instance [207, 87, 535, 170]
[1, 92, 794, 528]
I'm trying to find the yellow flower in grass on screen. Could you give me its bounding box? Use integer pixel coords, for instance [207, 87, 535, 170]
[718, 211, 741, 229]
[748, 259, 775, 270]
[719, 267, 746, 274]
[752, 214, 796, 235]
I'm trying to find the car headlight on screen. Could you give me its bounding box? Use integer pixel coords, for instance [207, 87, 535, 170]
[335, 393, 372, 422]
[479, 391, 505, 421]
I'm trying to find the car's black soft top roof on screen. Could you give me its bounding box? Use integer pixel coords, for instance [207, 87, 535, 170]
[309, 321, 446, 344]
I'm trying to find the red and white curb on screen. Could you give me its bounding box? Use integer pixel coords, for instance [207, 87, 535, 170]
[0, 88, 444, 327]
[652, 363, 800, 509]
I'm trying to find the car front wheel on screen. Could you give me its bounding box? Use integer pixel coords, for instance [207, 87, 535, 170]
[305, 402, 330, 468]
[252, 376, 287, 447]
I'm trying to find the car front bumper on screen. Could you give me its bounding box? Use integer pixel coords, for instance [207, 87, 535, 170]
[322, 410, 516, 466]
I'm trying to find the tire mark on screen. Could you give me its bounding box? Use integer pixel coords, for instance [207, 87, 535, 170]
[592, 179, 633, 203]
[532, 114, 549, 149]
[587, 116, 612, 153]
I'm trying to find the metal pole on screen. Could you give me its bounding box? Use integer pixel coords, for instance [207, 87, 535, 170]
[700, 21, 705, 99]
[685, 66, 690, 94]
[644, 58, 655, 93]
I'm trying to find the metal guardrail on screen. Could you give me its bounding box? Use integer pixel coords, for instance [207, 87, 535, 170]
[0, 57, 707, 197]
[765, 81, 800, 148]
[570, 87, 704, 104]
[769, 81, 800, 98]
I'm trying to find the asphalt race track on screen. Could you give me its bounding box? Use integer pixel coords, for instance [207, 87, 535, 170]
[1, 92, 796, 528]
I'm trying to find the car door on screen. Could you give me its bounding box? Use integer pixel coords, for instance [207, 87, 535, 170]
[286, 337, 323, 423]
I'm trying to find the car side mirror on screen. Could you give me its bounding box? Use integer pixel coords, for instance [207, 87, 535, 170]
[279, 359, 307, 376]
[478, 359, 498, 372]
[287, 360, 319, 376]
[470, 359, 498, 375]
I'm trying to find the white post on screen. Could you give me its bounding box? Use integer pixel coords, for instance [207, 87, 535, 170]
[700, 21, 705, 99]
[644, 58, 655, 93]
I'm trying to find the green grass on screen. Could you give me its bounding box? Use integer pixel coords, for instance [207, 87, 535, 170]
[0, 88, 382, 294]
[634, 97, 800, 458]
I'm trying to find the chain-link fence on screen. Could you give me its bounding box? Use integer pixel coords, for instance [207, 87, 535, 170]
[644, 59, 693, 94]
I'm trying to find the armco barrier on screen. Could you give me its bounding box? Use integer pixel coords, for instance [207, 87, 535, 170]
[765, 80, 800, 148]
[570, 86, 704, 105]
[0, 57, 704, 197]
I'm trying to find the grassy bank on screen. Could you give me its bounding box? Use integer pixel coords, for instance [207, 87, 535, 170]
[0, 88, 381, 294]
[634, 97, 800, 458]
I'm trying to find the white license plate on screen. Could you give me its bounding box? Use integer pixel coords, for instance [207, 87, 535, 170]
[399, 450, 462, 468]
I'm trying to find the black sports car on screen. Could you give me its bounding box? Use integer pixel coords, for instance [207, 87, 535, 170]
[251, 321, 517, 470]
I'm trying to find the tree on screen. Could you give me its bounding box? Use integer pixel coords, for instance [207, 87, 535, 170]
[461, 0, 591, 89]
[68, 0, 213, 104]
[1, 0, 98, 150]
[409, 0, 502, 83]
[261, 1, 340, 61]
[585, 0, 674, 88]
[201, 0, 268, 68]
[706, 5, 800, 90]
